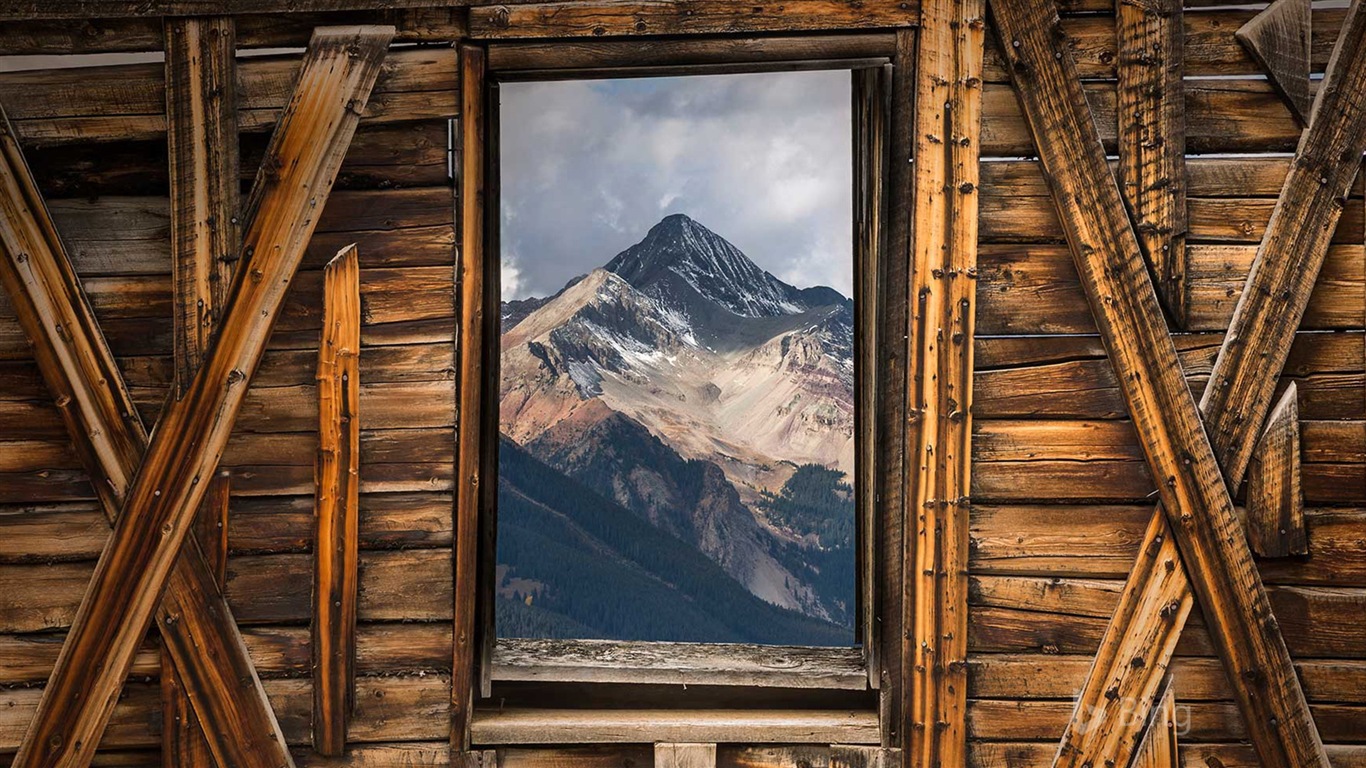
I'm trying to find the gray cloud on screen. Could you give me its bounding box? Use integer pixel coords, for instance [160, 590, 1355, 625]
[499, 70, 852, 301]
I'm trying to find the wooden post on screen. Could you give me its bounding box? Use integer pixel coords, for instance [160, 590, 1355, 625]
[313, 244, 362, 756]
[1055, 2, 1366, 763]
[1116, 0, 1187, 326]
[903, 0, 982, 764]
[167, 15, 240, 399]
[0, 102, 294, 768]
[987, 0, 1331, 766]
[164, 17, 240, 765]
[453, 41, 488, 752]
[10, 26, 394, 768]
[1248, 383, 1307, 557]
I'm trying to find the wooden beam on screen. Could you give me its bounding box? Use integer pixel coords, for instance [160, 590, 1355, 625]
[654, 744, 717, 768]
[987, 1, 1332, 767]
[1248, 383, 1307, 557]
[166, 15, 240, 399]
[453, 41, 487, 753]
[161, 473, 230, 768]
[467, 0, 919, 39]
[0, 101, 295, 768]
[903, 0, 982, 763]
[470, 709, 882, 745]
[313, 244, 362, 757]
[1237, 0, 1313, 124]
[1055, 4, 1366, 761]
[1132, 676, 1180, 768]
[10, 25, 394, 768]
[1116, 0, 1188, 326]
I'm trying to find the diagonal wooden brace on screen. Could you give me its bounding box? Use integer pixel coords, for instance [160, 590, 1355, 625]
[987, 0, 1356, 766]
[6, 25, 395, 768]
[1045, 1, 1366, 765]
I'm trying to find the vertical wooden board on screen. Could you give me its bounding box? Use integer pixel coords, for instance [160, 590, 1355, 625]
[1116, 0, 1188, 326]
[313, 245, 362, 756]
[453, 41, 488, 753]
[655, 744, 717, 768]
[1131, 677, 1180, 768]
[987, 0, 1330, 766]
[904, 0, 982, 764]
[10, 26, 394, 768]
[1248, 383, 1307, 557]
[1237, 0, 1314, 124]
[166, 15, 240, 399]
[877, 28, 915, 748]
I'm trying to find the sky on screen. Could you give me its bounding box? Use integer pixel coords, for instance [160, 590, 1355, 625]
[498, 69, 853, 301]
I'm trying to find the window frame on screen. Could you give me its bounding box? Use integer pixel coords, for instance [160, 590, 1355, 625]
[456, 32, 913, 741]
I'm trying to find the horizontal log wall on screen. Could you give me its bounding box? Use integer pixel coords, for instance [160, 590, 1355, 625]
[0, 31, 457, 766]
[971, 3, 1366, 764]
[0, 4, 1363, 767]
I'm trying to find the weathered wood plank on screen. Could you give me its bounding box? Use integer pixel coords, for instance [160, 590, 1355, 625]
[0, 83, 295, 768]
[166, 15, 240, 399]
[1115, 0, 1187, 325]
[313, 246, 361, 757]
[1248, 384, 1308, 558]
[904, 0, 982, 763]
[453, 41, 487, 753]
[10, 26, 393, 768]
[655, 744, 717, 768]
[469, 710, 881, 746]
[987, 0, 1333, 765]
[468, 0, 918, 39]
[1237, 0, 1313, 124]
[1132, 676, 1180, 768]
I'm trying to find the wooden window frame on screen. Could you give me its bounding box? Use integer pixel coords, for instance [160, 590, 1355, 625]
[456, 32, 914, 744]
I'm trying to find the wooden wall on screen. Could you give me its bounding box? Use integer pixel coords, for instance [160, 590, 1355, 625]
[969, 4, 1366, 765]
[0, 3, 1361, 767]
[0, 41, 460, 764]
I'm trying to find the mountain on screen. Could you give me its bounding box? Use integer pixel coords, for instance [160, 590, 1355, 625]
[498, 214, 856, 639]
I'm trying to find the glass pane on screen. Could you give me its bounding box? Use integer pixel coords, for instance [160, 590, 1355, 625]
[496, 70, 855, 646]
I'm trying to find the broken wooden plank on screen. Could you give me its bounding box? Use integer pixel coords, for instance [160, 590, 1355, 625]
[0, 99, 296, 768]
[654, 743, 716, 768]
[453, 41, 487, 753]
[10, 25, 394, 768]
[986, 0, 1333, 766]
[1116, 0, 1188, 325]
[1249, 383, 1308, 557]
[1133, 676, 1180, 768]
[903, 0, 982, 762]
[166, 15, 240, 399]
[1237, 0, 1314, 124]
[313, 244, 362, 757]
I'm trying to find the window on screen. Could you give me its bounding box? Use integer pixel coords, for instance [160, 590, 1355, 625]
[457, 35, 906, 712]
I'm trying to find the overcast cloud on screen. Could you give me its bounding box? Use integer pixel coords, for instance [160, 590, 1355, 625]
[499, 70, 852, 301]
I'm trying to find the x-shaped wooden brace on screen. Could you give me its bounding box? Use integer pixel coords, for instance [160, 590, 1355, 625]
[988, 0, 1366, 766]
[0, 25, 395, 768]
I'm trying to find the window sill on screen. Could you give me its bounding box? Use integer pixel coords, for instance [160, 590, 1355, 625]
[470, 707, 880, 745]
[491, 638, 867, 690]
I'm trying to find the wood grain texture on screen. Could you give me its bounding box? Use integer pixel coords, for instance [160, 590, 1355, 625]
[312, 245, 361, 757]
[0, 97, 295, 768]
[1248, 383, 1307, 557]
[492, 639, 867, 689]
[166, 15, 240, 399]
[1115, 0, 1187, 325]
[655, 744, 717, 768]
[1237, 0, 1314, 124]
[470, 710, 881, 746]
[0, 0, 462, 19]
[10, 25, 394, 768]
[1131, 676, 1179, 768]
[986, 0, 1330, 766]
[453, 41, 487, 754]
[903, 0, 982, 763]
[468, 0, 917, 39]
